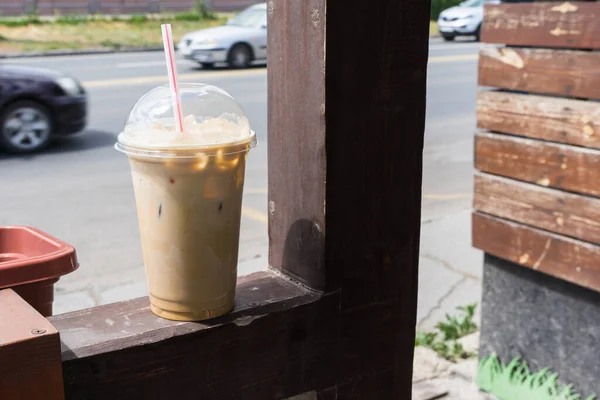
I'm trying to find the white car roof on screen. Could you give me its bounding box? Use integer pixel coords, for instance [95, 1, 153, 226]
[250, 3, 267, 9]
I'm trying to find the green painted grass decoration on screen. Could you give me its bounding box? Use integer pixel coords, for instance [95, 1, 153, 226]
[477, 354, 596, 400]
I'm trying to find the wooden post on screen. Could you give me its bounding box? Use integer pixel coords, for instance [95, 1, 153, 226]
[268, 0, 430, 396]
[0, 289, 64, 400]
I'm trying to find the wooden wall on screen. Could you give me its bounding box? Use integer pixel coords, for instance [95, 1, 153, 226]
[473, 1, 600, 293]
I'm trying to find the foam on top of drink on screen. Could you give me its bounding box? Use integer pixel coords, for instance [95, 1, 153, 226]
[116, 83, 256, 153]
[118, 113, 252, 150]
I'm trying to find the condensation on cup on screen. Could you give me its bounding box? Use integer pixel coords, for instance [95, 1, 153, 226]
[115, 83, 256, 321]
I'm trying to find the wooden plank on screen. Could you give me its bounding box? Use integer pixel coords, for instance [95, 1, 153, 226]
[477, 91, 600, 149]
[0, 289, 64, 400]
[474, 173, 600, 244]
[478, 47, 600, 100]
[475, 132, 600, 197]
[49, 272, 314, 360]
[50, 272, 333, 399]
[473, 212, 600, 293]
[481, 2, 600, 49]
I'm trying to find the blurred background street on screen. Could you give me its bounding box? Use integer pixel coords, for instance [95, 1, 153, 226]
[0, 37, 481, 329]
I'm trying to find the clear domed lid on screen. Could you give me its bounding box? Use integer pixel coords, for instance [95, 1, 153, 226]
[116, 83, 256, 156]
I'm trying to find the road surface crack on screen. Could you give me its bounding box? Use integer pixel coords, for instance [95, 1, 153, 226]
[417, 276, 468, 327]
[420, 253, 480, 281]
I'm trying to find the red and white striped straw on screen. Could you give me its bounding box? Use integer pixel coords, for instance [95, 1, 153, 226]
[161, 24, 184, 133]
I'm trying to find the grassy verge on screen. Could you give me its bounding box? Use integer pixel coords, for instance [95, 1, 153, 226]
[0, 13, 231, 54]
[430, 21, 439, 36]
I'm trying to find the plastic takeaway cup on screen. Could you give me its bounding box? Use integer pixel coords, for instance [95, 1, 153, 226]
[115, 83, 256, 321]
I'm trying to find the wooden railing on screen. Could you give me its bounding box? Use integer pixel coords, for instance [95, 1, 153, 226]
[0, 0, 430, 398]
[473, 1, 600, 292]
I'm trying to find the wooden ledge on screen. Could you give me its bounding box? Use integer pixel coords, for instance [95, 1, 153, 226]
[49, 271, 318, 361]
[46, 271, 345, 399]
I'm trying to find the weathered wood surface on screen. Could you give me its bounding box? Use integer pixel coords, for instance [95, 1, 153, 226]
[268, 0, 327, 290]
[0, 289, 64, 400]
[482, 2, 600, 49]
[477, 91, 600, 149]
[50, 272, 327, 399]
[473, 212, 600, 293]
[478, 47, 600, 100]
[49, 271, 406, 399]
[49, 272, 315, 359]
[475, 132, 600, 197]
[474, 173, 600, 245]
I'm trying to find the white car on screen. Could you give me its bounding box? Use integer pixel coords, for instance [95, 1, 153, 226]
[178, 3, 267, 68]
[437, 0, 499, 42]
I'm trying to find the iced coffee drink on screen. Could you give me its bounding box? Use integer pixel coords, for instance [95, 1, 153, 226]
[116, 83, 256, 321]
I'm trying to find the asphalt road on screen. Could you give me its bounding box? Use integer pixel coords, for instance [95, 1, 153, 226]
[0, 38, 482, 324]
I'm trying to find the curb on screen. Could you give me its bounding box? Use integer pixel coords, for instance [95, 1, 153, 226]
[0, 46, 164, 59]
[2, 35, 442, 59]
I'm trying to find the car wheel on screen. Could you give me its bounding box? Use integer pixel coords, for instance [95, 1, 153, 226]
[474, 25, 481, 42]
[200, 62, 215, 69]
[442, 34, 455, 41]
[228, 44, 253, 69]
[0, 101, 53, 153]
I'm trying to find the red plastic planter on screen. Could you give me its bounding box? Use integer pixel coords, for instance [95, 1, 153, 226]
[0, 226, 78, 316]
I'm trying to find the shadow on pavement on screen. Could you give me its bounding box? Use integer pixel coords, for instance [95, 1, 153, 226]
[189, 63, 267, 72]
[51, 130, 117, 154]
[0, 130, 116, 160]
[440, 38, 479, 44]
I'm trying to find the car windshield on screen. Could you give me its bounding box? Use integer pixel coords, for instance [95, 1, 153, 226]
[227, 8, 265, 27]
[459, 0, 483, 7]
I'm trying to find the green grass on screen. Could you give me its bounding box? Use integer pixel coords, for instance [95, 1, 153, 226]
[415, 303, 478, 362]
[0, 16, 42, 27]
[477, 355, 596, 400]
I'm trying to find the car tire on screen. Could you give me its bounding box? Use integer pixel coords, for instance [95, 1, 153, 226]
[0, 100, 53, 154]
[442, 34, 455, 41]
[200, 62, 215, 69]
[474, 25, 481, 42]
[228, 44, 253, 69]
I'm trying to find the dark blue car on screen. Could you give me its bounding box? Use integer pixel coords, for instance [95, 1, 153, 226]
[0, 64, 87, 153]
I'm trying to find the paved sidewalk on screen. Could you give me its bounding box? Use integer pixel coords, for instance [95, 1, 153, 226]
[418, 209, 482, 331]
[412, 333, 497, 400]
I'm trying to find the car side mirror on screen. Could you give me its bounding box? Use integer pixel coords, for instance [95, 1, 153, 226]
[261, 24, 267, 29]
